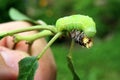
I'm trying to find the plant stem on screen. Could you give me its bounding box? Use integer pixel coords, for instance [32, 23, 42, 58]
[14, 30, 54, 43]
[37, 32, 63, 60]
[68, 40, 74, 57]
[67, 40, 80, 80]
[0, 25, 57, 39]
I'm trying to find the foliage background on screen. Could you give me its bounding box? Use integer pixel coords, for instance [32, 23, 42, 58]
[0, 0, 120, 80]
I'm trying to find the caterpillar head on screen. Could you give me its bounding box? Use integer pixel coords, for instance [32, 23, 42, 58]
[70, 30, 93, 48]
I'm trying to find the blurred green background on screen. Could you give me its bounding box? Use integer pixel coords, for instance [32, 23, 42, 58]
[0, 0, 120, 80]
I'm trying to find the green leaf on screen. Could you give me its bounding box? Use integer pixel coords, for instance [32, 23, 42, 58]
[9, 8, 34, 22]
[18, 56, 38, 80]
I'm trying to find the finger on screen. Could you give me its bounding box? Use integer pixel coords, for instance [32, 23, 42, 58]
[0, 46, 29, 80]
[14, 41, 29, 52]
[0, 66, 17, 80]
[0, 51, 17, 80]
[0, 36, 14, 49]
[0, 47, 29, 73]
[0, 21, 31, 32]
[0, 36, 29, 52]
[0, 55, 17, 80]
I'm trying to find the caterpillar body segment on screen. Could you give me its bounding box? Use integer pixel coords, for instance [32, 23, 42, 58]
[56, 15, 96, 38]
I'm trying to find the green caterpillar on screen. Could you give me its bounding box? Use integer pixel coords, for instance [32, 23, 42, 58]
[56, 14, 96, 48]
[56, 14, 96, 38]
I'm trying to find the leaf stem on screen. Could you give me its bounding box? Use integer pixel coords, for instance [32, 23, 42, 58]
[67, 40, 80, 80]
[14, 30, 54, 43]
[68, 40, 74, 57]
[37, 32, 63, 60]
[0, 25, 57, 39]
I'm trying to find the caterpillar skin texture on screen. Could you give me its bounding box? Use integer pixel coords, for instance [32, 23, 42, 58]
[56, 15, 96, 37]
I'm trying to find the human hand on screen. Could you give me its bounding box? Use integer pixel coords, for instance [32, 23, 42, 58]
[0, 21, 56, 80]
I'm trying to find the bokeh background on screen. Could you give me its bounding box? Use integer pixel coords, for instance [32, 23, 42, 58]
[0, 0, 120, 80]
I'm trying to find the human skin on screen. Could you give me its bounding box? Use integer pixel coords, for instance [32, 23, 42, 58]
[0, 21, 56, 80]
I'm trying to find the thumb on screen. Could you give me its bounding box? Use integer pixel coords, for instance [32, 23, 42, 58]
[0, 47, 29, 79]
